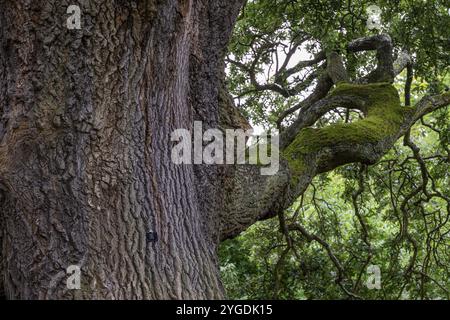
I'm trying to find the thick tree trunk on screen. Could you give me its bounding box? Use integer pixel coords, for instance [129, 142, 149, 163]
[2, 0, 449, 300]
[0, 0, 243, 299]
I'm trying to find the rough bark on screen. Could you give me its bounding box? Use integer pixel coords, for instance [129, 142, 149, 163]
[0, 0, 243, 299]
[0, 1, 449, 300]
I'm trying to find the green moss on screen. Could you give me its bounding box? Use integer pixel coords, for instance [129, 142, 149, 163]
[283, 150, 306, 176]
[284, 82, 408, 175]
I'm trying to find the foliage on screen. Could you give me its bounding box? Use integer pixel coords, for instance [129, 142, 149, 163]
[220, 0, 450, 300]
[221, 114, 450, 299]
[226, 0, 449, 128]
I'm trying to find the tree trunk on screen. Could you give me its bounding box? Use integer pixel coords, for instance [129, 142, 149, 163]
[2, 0, 449, 301]
[0, 0, 243, 299]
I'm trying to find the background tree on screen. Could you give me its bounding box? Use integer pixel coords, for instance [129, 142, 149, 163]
[0, 0, 448, 299]
[221, 0, 450, 300]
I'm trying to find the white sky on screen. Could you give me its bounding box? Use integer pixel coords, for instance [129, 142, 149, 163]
[250, 43, 318, 135]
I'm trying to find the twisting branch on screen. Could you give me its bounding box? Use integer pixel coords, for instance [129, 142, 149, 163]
[404, 63, 414, 106]
[327, 52, 350, 84]
[280, 93, 367, 149]
[394, 51, 412, 76]
[220, 34, 450, 243]
[276, 72, 333, 131]
[221, 89, 450, 240]
[288, 223, 362, 299]
[348, 34, 395, 83]
[351, 165, 373, 293]
[279, 35, 409, 133]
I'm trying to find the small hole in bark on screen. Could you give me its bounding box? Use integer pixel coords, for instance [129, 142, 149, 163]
[146, 231, 158, 243]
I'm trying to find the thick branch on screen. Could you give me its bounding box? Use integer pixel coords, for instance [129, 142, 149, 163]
[276, 72, 333, 131]
[280, 94, 367, 149]
[327, 52, 349, 84]
[221, 164, 290, 240]
[348, 34, 395, 83]
[221, 86, 450, 240]
[220, 30, 447, 241]
[394, 51, 412, 76]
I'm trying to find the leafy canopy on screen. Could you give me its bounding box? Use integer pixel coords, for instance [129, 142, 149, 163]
[220, 0, 450, 300]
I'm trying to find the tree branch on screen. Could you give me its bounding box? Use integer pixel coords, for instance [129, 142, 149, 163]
[221, 87, 450, 240]
[327, 52, 349, 84]
[394, 51, 412, 76]
[276, 72, 333, 131]
[348, 34, 395, 83]
[227, 48, 325, 98]
[220, 33, 449, 241]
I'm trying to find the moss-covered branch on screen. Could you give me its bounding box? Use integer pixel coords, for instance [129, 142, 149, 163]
[220, 33, 449, 241]
[220, 83, 450, 240]
[283, 83, 449, 200]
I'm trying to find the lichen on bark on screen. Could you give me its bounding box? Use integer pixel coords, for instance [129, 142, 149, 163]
[284, 82, 407, 170]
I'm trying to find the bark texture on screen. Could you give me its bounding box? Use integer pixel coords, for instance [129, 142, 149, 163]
[0, 0, 243, 299]
[0, 1, 449, 300]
